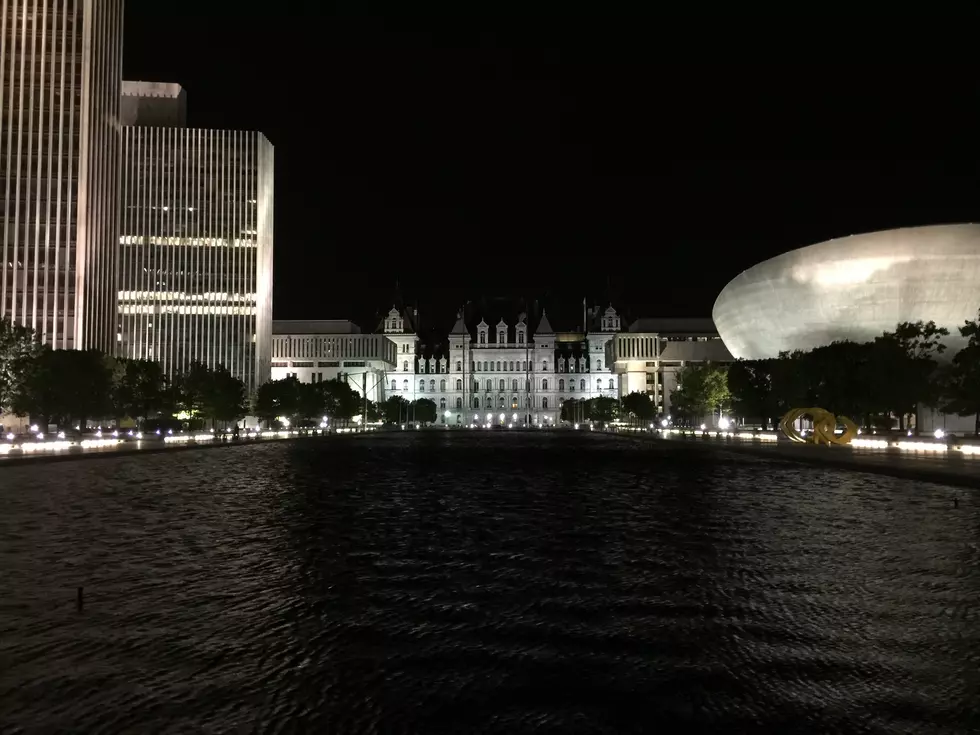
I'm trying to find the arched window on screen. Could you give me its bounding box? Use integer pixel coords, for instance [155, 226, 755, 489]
[522, 361, 527, 371]
[440, 398, 446, 410]
[569, 382, 574, 392]
[440, 379, 446, 391]
[543, 360, 549, 372]
[498, 396, 505, 408]
[499, 331, 505, 343]
[479, 332, 486, 344]
[512, 379, 518, 391]
[456, 397, 462, 409]
[512, 395, 518, 408]
[419, 380, 425, 392]
[525, 379, 531, 392]
[402, 379, 408, 391]
[509, 361, 514, 371]
[580, 379, 585, 390]
[473, 380, 479, 392]
[456, 361, 461, 371]
[559, 379, 565, 391]
[498, 379, 504, 391]
[596, 360, 602, 371]
[473, 397, 480, 408]
[456, 379, 462, 390]
[391, 379, 397, 390]
[542, 379, 548, 390]
[518, 332, 524, 344]
[429, 379, 435, 391]
[497, 361, 501, 371]
[558, 360, 564, 373]
[608, 379, 614, 390]
[486, 379, 492, 391]
[597, 379, 602, 391]
[403, 361, 408, 371]
[542, 397, 549, 409]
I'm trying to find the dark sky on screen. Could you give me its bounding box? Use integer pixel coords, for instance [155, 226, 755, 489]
[123, 6, 980, 333]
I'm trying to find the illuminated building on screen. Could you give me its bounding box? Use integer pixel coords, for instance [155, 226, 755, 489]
[117, 82, 274, 393]
[0, 0, 125, 351]
[270, 320, 397, 403]
[608, 318, 733, 416]
[382, 305, 622, 426]
[712, 224, 980, 360]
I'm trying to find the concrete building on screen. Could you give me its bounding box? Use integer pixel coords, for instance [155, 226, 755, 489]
[270, 320, 396, 404]
[609, 318, 733, 416]
[713, 224, 980, 360]
[116, 82, 274, 393]
[382, 304, 623, 426]
[1, 0, 125, 351]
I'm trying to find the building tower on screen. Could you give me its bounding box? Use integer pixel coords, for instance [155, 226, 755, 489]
[116, 82, 274, 393]
[1, 0, 125, 351]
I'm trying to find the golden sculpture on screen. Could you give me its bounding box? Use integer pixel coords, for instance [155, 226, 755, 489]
[779, 407, 858, 445]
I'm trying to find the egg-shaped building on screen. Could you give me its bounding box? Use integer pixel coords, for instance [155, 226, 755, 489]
[712, 224, 980, 360]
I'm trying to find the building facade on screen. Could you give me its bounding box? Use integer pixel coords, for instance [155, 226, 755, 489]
[1, 0, 125, 351]
[116, 83, 274, 393]
[609, 318, 733, 417]
[270, 320, 396, 404]
[383, 305, 622, 426]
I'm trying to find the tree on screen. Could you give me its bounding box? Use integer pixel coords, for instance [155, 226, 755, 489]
[621, 391, 655, 426]
[365, 399, 380, 423]
[380, 395, 408, 424]
[253, 376, 302, 427]
[13, 348, 113, 430]
[0, 318, 43, 416]
[874, 320, 949, 433]
[943, 311, 980, 436]
[321, 378, 361, 424]
[177, 362, 247, 429]
[115, 359, 167, 427]
[588, 396, 618, 425]
[671, 362, 731, 424]
[410, 398, 437, 426]
[561, 398, 587, 423]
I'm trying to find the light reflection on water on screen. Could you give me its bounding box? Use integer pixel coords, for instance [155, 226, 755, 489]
[1, 432, 978, 733]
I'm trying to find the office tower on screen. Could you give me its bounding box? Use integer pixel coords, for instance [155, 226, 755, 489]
[117, 83, 274, 393]
[0, 0, 124, 351]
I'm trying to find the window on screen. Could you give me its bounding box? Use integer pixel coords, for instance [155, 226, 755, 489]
[608, 379, 614, 390]
[419, 380, 425, 392]
[499, 331, 505, 343]
[456, 397, 462, 409]
[391, 379, 397, 390]
[402, 379, 408, 391]
[486, 379, 492, 391]
[498, 397, 505, 408]
[512, 379, 518, 391]
[580, 379, 585, 390]
[473, 397, 480, 408]
[440, 398, 446, 410]
[542, 397, 549, 409]
[456, 361, 461, 371]
[479, 332, 486, 344]
[499, 379, 505, 391]
[440, 379, 446, 391]
[558, 361, 564, 373]
[596, 360, 602, 370]
[509, 361, 514, 371]
[559, 379, 565, 391]
[569, 382, 574, 392]
[512, 396, 518, 408]
[542, 379, 549, 390]
[456, 379, 462, 390]
[543, 360, 548, 371]
[471, 361, 475, 371]
[497, 361, 501, 371]
[518, 332, 524, 344]
[523, 361, 527, 371]
[473, 380, 479, 391]
[429, 379, 435, 391]
[525, 379, 531, 392]
[403, 361, 408, 372]
[597, 379, 602, 391]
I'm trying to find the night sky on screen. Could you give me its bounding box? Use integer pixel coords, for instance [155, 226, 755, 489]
[123, 6, 980, 333]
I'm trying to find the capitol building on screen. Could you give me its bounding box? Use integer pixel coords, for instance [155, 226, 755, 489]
[271, 303, 731, 426]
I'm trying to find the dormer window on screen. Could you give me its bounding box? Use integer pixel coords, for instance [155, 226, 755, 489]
[479, 332, 485, 344]
[499, 331, 505, 343]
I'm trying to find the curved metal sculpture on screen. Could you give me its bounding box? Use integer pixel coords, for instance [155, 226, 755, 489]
[780, 407, 858, 445]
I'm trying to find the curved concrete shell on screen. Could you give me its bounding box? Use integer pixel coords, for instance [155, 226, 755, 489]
[712, 224, 980, 359]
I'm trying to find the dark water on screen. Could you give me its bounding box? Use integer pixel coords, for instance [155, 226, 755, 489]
[2, 432, 979, 734]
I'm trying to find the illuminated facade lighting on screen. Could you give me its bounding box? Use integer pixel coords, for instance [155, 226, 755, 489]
[0, 0, 124, 351]
[117, 125, 274, 392]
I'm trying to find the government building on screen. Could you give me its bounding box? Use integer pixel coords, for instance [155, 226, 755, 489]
[271, 304, 730, 425]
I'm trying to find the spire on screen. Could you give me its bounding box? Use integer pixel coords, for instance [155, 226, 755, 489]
[535, 308, 554, 335]
[450, 308, 467, 334]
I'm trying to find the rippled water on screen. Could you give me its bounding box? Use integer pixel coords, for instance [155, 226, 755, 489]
[2, 432, 979, 733]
